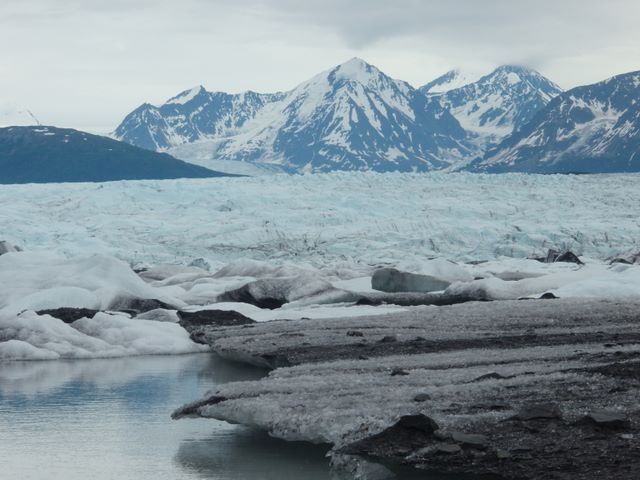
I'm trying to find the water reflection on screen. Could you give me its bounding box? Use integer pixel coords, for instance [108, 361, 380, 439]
[0, 354, 267, 397]
[0, 354, 332, 480]
[176, 427, 332, 480]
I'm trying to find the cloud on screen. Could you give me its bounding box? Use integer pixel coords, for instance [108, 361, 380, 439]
[0, 0, 637, 132]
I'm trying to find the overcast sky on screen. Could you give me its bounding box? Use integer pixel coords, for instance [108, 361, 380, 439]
[1, 0, 638, 133]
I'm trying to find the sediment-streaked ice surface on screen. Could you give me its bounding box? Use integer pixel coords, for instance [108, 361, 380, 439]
[172, 299, 640, 451]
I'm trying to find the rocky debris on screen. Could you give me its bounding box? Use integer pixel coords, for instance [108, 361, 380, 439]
[540, 292, 558, 299]
[609, 252, 640, 265]
[496, 449, 511, 460]
[217, 275, 336, 309]
[355, 290, 488, 307]
[108, 296, 177, 314]
[339, 415, 440, 459]
[172, 395, 228, 419]
[354, 297, 381, 306]
[0, 241, 21, 255]
[472, 372, 508, 382]
[413, 393, 431, 402]
[450, 432, 488, 448]
[346, 330, 364, 337]
[379, 335, 397, 344]
[177, 310, 256, 328]
[518, 292, 559, 300]
[583, 409, 630, 430]
[397, 414, 440, 433]
[174, 298, 640, 479]
[555, 251, 583, 264]
[535, 249, 584, 265]
[179, 299, 640, 368]
[404, 411, 640, 480]
[35, 308, 100, 323]
[177, 310, 256, 345]
[514, 403, 562, 421]
[371, 268, 451, 293]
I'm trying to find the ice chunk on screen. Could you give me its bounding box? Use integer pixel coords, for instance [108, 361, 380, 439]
[0, 252, 183, 314]
[371, 268, 451, 293]
[0, 310, 208, 361]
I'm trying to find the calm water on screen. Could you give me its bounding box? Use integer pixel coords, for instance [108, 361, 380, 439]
[0, 354, 332, 480]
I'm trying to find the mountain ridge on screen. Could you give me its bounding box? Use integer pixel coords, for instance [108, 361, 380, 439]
[422, 65, 563, 150]
[113, 59, 639, 175]
[467, 70, 640, 173]
[116, 58, 475, 173]
[0, 125, 232, 184]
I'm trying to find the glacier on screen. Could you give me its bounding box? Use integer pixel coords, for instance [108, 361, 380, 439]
[1, 172, 639, 267]
[2, 172, 640, 362]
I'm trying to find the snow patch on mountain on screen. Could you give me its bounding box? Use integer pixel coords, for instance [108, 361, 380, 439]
[115, 58, 474, 173]
[419, 69, 483, 95]
[166, 85, 206, 105]
[470, 70, 640, 173]
[423, 66, 562, 150]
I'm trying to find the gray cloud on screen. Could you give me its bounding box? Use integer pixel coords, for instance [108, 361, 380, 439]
[0, 0, 638, 132]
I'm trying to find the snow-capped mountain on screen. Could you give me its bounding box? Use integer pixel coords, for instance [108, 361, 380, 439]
[114, 87, 285, 151]
[115, 58, 474, 173]
[467, 70, 640, 173]
[0, 126, 230, 184]
[422, 66, 562, 149]
[419, 69, 481, 96]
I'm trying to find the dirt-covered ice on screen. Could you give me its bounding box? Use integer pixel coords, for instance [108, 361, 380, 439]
[174, 299, 640, 479]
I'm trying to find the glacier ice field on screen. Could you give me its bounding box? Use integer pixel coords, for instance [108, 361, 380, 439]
[1, 171, 639, 267]
[2, 171, 640, 361]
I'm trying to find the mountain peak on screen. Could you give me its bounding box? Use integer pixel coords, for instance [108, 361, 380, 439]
[166, 85, 207, 105]
[486, 65, 558, 87]
[331, 57, 381, 83]
[425, 64, 562, 148]
[493, 64, 532, 74]
[468, 69, 640, 174]
[339, 57, 371, 69]
[420, 69, 482, 95]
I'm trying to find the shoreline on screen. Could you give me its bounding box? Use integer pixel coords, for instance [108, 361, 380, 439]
[174, 298, 640, 479]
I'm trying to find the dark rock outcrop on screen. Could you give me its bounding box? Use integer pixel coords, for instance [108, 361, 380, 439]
[341, 414, 440, 459]
[0, 241, 21, 255]
[536, 249, 583, 265]
[217, 276, 335, 310]
[177, 310, 256, 328]
[35, 308, 100, 323]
